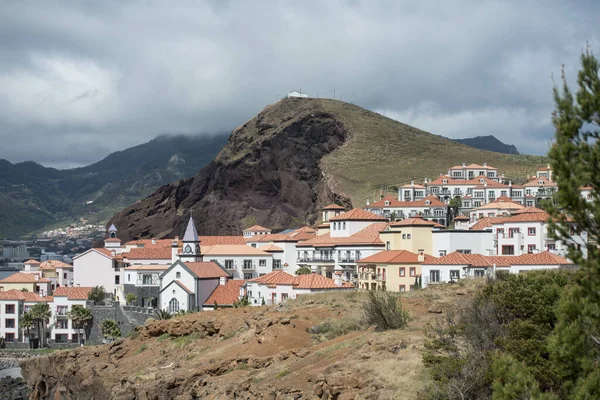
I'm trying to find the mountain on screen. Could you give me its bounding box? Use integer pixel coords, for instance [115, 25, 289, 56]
[453, 135, 520, 154]
[109, 98, 547, 241]
[0, 134, 228, 238]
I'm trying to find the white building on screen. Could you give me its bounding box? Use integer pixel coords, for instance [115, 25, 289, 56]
[366, 195, 448, 226]
[447, 163, 500, 181]
[432, 229, 495, 258]
[51, 286, 93, 344]
[201, 245, 273, 280]
[23, 260, 74, 292]
[0, 290, 52, 343]
[242, 225, 272, 238]
[296, 209, 389, 282]
[73, 248, 126, 300]
[469, 197, 524, 223]
[286, 90, 308, 98]
[245, 270, 353, 306]
[422, 251, 573, 287]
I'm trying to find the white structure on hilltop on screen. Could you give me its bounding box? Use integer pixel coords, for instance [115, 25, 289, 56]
[286, 90, 308, 98]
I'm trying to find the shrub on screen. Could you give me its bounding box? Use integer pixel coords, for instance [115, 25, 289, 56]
[88, 286, 106, 304]
[309, 317, 363, 339]
[295, 266, 312, 275]
[362, 290, 410, 331]
[126, 293, 138, 305]
[154, 310, 172, 320]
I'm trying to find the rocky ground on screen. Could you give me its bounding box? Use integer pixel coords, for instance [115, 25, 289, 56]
[21, 283, 477, 399]
[0, 351, 42, 400]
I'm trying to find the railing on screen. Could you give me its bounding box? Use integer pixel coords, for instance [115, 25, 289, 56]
[339, 257, 356, 263]
[297, 256, 335, 262]
[376, 274, 385, 281]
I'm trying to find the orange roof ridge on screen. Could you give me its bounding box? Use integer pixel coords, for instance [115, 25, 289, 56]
[329, 208, 388, 222]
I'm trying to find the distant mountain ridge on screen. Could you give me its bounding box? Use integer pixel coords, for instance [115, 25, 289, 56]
[0, 134, 228, 238]
[453, 135, 520, 154]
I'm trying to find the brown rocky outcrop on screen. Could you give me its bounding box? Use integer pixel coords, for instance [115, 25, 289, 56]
[109, 98, 353, 241]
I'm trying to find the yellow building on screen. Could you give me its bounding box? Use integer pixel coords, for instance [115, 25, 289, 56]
[357, 250, 436, 292]
[0, 272, 52, 295]
[379, 216, 441, 254]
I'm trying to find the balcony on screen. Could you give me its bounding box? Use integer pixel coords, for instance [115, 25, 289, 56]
[376, 274, 385, 281]
[242, 263, 256, 271]
[297, 255, 335, 263]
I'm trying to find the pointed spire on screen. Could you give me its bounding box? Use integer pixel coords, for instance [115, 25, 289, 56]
[108, 224, 117, 232]
[182, 216, 199, 242]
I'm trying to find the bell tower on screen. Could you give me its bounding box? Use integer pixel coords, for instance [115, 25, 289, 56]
[179, 216, 202, 263]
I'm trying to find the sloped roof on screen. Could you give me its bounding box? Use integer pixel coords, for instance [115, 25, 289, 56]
[104, 238, 122, 243]
[248, 270, 296, 285]
[399, 183, 426, 188]
[322, 204, 346, 211]
[125, 248, 172, 260]
[492, 212, 550, 223]
[199, 236, 246, 245]
[248, 271, 353, 289]
[126, 265, 169, 271]
[39, 260, 72, 270]
[261, 244, 284, 252]
[185, 262, 229, 279]
[183, 217, 200, 242]
[424, 251, 571, 266]
[523, 177, 557, 187]
[53, 286, 93, 300]
[368, 195, 446, 209]
[245, 226, 317, 243]
[511, 207, 546, 215]
[297, 222, 388, 247]
[449, 163, 497, 170]
[537, 165, 552, 171]
[0, 272, 51, 283]
[470, 217, 509, 230]
[357, 250, 436, 264]
[475, 198, 523, 211]
[108, 224, 117, 231]
[428, 175, 463, 185]
[0, 289, 51, 302]
[389, 217, 444, 228]
[454, 215, 470, 221]
[329, 208, 388, 222]
[24, 260, 40, 264]
[201, 245, 270, 256]
[244, 225, 271, 232]
[204, 280, 245, 305]
[125, 239, 174, 248]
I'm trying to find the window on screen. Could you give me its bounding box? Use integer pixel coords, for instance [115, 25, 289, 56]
[343, 222, 346, 230]
[57, 319, 68, 329]
[56, 306, 68, 315]
[399, 268, 405, 277]
[399, 285, 406, 292]
[528, 245, 536, 253]
[402, 234, 406, 239]
[439, 250, 447, 257]
[409, 267, 416, 277]
[474, 269, 486, 277]
[225, 260, 234, 269]
[168, 298, 179, 314]
[450, 270, 460, 280]
[457, 249, 471, 254]
[251, 243, 257, 248]
[259, 259, 266, 267]
[488, 191, 495, 198]
[325, 271, 333, 279]
[386, 241, 390, 250]
[243, 260, 253, 269]
[63, 273, 67, 279]
[141, 273, 154, 285]
[407, 234, 411, 239]
[175, 271, 181, 279]
[273, 260, 282, 270]
[513, 191, 522, 197]
[282, 293, 288, 301]
[244, 273, 253, 280]
[5, 333, 14, 342]
[429, 270, 440, 283]
[128, 274, 131, 282]
[547, 244, 556, 250]
[5, 304, 15, 314]
[528, 227, 536, 236]
[502, 245, 515, 255]
[409, 285, 414, 291]
[5, 319, 15, 328]
[115, 275, 120, 284]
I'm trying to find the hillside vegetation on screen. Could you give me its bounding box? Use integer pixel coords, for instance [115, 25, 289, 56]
[454, 135, 520, 155]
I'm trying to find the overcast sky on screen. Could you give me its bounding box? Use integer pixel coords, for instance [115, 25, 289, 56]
[1, 1, 598, 168]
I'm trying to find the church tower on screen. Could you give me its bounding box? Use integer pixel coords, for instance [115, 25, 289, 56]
[179, 216, 202, 263]
[104, 224, 121, 249]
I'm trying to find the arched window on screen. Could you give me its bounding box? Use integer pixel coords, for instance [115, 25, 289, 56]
[169, 298, 179, 314]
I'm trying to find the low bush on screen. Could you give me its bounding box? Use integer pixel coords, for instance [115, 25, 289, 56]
[310, 317, 363, 340]
[362, 290, 410, 331]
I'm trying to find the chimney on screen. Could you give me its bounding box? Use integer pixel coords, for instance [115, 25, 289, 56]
[366, 199, 370, 206]
[411, 180, 414, 186]
[462, 163, 466, 167]
[509, 181, 512, 187]
[171, 239, 179, 263]
[219, 276, 227, 286]
[152, 238, 157, 245]
[418, 250, 425, 263]
[333, 271, 342, 287]
[484, 182, 487, 187]
[484, 162, 487, 167]
[111, 250, 116, 257]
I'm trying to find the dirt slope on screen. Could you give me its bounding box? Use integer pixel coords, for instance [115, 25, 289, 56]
[21, 285, 477, 400]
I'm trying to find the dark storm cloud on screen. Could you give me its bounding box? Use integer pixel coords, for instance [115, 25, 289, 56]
[0, 1, 598, 167]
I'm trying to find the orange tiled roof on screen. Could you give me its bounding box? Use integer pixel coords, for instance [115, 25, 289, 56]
[297, 222, 388, 247]
[322, 204, 346, 211]
[245, 227, 317, 243]
[24, 260, 40, 264]
[185, 262, 230, 279]
[492, 212, 550, 223]
[0, 272, 51, 283]
[475, 199, 523, 211]
[261, 244, 284, 252]
[511, 207, 545, 215]
[0, 289, 51, 302]
[389, 217, 444, 228]
[470, 217, 509, 230]
[428, 175, 463, 185]
[425, 251, 571, 266]
[399, 183, 426, 188]
[39, 260, 72, 270]
[454, 215, 470, 221]
[329, 208, 388, 222]
[126, 265, 169, 271]
[248, 270, 296, 285]
[104, 238, 122, 243]
[92, 248, 123, 260]
[523, 177, 557, 187]
[125, 248, 172, 260]
[357, 250, 436, 264]
[53, 286, 93, 300]
[248, 271, 353, 289]
[473, 182, 510, 189]
[537, 165, 552, 171]
[244, 225, 271, 232]
[199, 236, 246, 245]
[368, 195, 446, 209]
[125, 239, 174, 248]
[204, 280, 244, 305]
[449, 163, 497, 170]
[464, 176, 499, 185]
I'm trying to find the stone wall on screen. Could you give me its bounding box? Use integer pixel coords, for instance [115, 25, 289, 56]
[123, 284, 159, 308]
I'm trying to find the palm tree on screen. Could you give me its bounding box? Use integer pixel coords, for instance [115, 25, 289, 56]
[88, 286, 106, 304]
[30, 303, 52, 347]
[99, 319, 121, 341]
[20, 311, 35, 348]
[153, 310, 172, 320]
[67, 305, 93, 345]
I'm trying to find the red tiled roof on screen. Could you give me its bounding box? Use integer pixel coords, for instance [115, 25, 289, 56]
[104, 238, 122, 243]
[322, 204, 346, 211]
[537, 165, 552, 171]
[185, 262, 229, 279]
[492, 212, 549, 223]
[248, 270, 296, 285]
[523, 177, 557, 187]
[53, 286, 93, 300]
[204, 280, 244, 305]
[357, 250, 436, 264]
[449, 163, 496, 170]
[0, 272, 51, 283]
[24, 260, 40, 264]
[454, 215, 470, 221]
[261, 244, 284, 252]
[0, 289, 51, 302]
[425, 251, 571, 266]
[39, 260, 72, 270]
[248, 271, 353, 289]
[199, 236, 246, 245]
[464, 176, 499, 185]
[125, 248, 172, 260]
[368, 195, 446, 209]
[389, 217, 444, 228]
[246, 227, 317, 243]
[473, 182, 510, 189]
[244, 225, 270, 232]
[428, 175, 463, 185]
[201, 245, 269, 256]
[329, 208, 388, 221]
[511, 207, 545, 215]
[92, 248, 123, 260]
[470, 217, 509, 230]
[125, 239, 174, 248]
[399, 183, 426, 188]
[297, 222, 388, 247]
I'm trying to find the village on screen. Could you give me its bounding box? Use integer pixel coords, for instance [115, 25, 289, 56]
[0, 162, 587, 347]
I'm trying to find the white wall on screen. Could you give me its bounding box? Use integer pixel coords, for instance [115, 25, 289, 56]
[0, 300, 20, 341]
[330, 221, 373, 237]
[202, 254, 272, 279]
[160, 281, 191, 312]
[51, 297, 87, 341]
[73, 250, 119, 295]
[433, 231, 494, 257]
[161, 263, 196, 297]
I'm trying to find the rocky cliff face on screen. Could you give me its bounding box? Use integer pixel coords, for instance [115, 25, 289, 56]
[109, 99, 353, 241]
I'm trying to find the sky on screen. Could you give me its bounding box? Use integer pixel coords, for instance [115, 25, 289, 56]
[0, 1, 598, 169]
